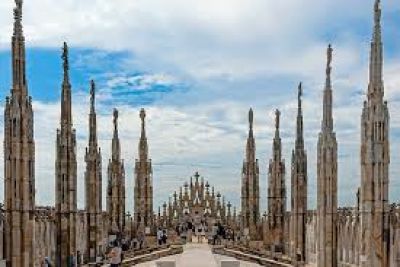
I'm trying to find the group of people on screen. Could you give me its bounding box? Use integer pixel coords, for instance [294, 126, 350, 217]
[174, 219, 234, 246]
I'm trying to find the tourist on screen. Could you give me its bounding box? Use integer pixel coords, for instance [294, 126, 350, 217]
[157, 228, 163, 246]
[212, 223, 218, 245]
[162, 229, 168, 244]
[108, 242, 122, 267]
[42, 256, 53, 267]
[138, 231, 145, 249]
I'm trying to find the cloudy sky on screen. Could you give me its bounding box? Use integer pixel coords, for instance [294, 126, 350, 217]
[0, 0, 399, 212]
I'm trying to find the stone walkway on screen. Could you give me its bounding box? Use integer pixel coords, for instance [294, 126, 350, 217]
[135, 243, 263, 267]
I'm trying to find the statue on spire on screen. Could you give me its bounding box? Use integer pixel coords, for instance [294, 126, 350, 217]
[140, 108, 146, 124]
[90, 80, 96, 109]
[275, 109, 281, 130]
[298, 82, 303, 101]
[62, 42, 69, 82]
[374, 0, 381, 25]
[249, 108, 254, 129]
[113, 108, 118, 133]
[327, 44, 332, 75]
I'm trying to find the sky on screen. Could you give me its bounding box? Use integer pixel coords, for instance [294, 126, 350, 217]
[0, 0, 399, 212]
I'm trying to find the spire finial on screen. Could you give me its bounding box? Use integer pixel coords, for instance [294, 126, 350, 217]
[326, 44, 333, 89]
[113, 108, 118, 133]
[62, 42, 69, 82]
[90, 80, 96, 111]
[140, 108, 146, 136]
[275, 109, 281, 131]
[140, 108, 146, 123]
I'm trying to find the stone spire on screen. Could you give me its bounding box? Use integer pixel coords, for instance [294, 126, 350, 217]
[360, 1, 390, 266]
[55, 42, 78, 266]
[317, 45, 338, 267]
[241, 108, 260, 240]
[134, 108, 154, 232]
[107, 108, 126, 236]
[84, 80, 103, 262]
[4, 0, 36, 265]
[290, 83, 308, 263]
[267, 109, 286, 252]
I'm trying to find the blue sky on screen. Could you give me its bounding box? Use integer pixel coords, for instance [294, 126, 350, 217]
[0, 0, 399, 212]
